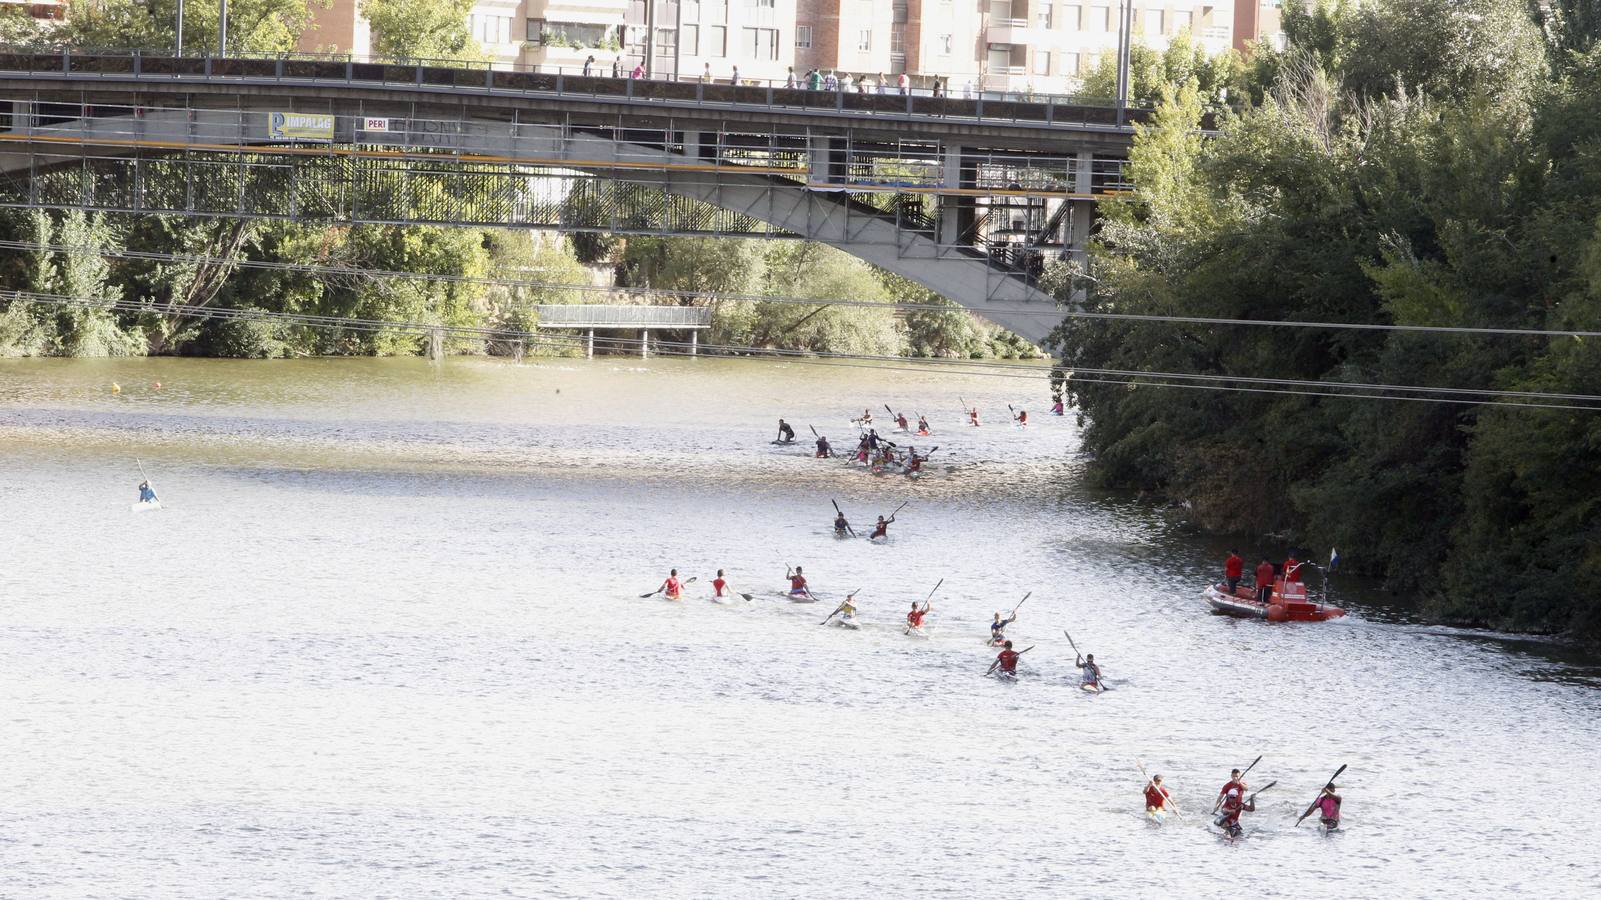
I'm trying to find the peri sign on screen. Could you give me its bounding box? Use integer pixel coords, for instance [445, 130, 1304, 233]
[268, 111, 335, 142]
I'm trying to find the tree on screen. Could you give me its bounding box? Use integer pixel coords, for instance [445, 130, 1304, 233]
[362, 0, 480, 60]
[58, 0, 323, 54]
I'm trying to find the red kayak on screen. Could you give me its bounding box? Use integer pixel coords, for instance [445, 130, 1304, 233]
[1204, 579, 1346, 622]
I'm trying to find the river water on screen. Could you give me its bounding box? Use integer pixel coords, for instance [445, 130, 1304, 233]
[1, 356, 1596, 898]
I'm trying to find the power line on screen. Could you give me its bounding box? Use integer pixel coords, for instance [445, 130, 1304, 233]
[5, 238, 1599, 339]
[6, 290, 1597, 411]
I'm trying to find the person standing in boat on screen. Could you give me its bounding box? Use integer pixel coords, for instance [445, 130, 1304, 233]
[137, 480, 158, 504]
[777, 419, 795, 443]
[1224, 549, 1244, 593]
[1254, 558, 1276, 604]
[1283, 552, 1304, 583]
[1144, 774, 1172, 816]
[994, 639, 1020, 676]
[1215, 787, 1255, 837]
[1076, 652, 1103, 690]
[907, 599, 931, 630]
[815, 434, 832, 457]
[1312, 784, 1342, 830]
[989, 610, 1016, 645]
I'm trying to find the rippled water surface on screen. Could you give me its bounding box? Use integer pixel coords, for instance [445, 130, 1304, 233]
[2, 357, 1597, 898]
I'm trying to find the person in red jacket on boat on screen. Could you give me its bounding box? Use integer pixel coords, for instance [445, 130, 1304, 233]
[1214, 769, 1247, 812]
[659, 569, 684, 601]
[994, 639, 1020, 676]
[1224, 550, 1244, 593]
[968, 406, 980, 426]
[907, 600, 931, 630]
[1254, 559, 1276, 604]
[1144, 774, 1172, 815]
[1215, 787, 1255, 837]
[1283, 553, 1304, 583]
[787, 566, 812, 599]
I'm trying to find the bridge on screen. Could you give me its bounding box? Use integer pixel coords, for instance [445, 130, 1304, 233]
[0, 50, 1151, 345]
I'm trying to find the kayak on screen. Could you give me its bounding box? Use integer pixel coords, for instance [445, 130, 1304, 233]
[131, 500, 162, 512]
[904, 625, 929, 638]
[787, 590, 819, 603]
[1080, 682, 1103, 693]
[1145, 808, 1167, 825]
[833, 613, 860, 630]
[1204, 580, 1346, 622]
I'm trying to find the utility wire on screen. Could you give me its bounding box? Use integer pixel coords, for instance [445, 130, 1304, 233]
[7, 290, 1597, 412]
[5, 238, 1600, 338]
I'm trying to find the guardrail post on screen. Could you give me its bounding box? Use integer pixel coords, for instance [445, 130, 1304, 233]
[489, 68, 497, 90]
[133, 53, 141, 76]
[835, 90, 843, 112]
[626, 77, 633, 100]
[975, 96, 983, 119]
[275, 57, 284, 78]
[695, 83, 704, 104]
[766, 85, 774, 107]
[204, 56, 212, 76]
[1046, 99, 1054, 125]
[60, 49, 68, 74]
[414, 63, 423, 86]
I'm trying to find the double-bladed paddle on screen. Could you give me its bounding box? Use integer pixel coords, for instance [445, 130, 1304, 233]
[831, 499, 857, 537]
[819, 588, 863, 625]
[1137, 759, 1185, 822]
[1296, 764, 1348, 827]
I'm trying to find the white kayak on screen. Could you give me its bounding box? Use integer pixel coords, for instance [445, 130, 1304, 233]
[832, 614, 860, 630]
[904, 625, 929, 638]
[131, 500, 163, 512]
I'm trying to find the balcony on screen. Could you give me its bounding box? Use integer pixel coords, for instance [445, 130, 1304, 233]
[985, 18, 1031, 44]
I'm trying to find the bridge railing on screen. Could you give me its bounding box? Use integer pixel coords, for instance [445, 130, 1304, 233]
[0, 48, 1157, 129]
[535, 304, 713, 329]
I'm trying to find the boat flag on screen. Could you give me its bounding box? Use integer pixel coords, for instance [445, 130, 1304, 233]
[1329, 548, 1339, 572]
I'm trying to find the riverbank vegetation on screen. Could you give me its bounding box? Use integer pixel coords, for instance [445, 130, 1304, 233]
[1055, 0, 1601, 641]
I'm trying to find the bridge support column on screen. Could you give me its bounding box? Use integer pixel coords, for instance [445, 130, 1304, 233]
[939, 147, 962, 246]
[587, 329, 595, 359]
[1074, 151, 1094, 195]
[640, 329, 649, 359]
[427, 327, 443, 361]
[690, 331, 698, 357]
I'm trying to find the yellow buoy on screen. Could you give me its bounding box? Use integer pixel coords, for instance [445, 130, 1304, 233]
[111, 382, 121, 393]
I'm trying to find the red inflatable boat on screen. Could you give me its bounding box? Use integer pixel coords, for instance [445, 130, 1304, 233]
[1204, 579, 1346, 622]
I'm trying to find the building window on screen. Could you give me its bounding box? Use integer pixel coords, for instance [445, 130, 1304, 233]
[744, 27, 780, 59]
[656, 28, 677, 51]
[937, 33, 952, 55]
[537, 21, 612, 47]
[1034, 50, 1050, 75]
[683, 23, 699, 55]
[1090, 5, 1109, 30]
[1174, 10, 1192, 31]
[684, 0, 700, 19]
[796, 25, 812, 48]
[1145, 8, 1164, 34]
[749, 0, 776, 7]
[709, 24, 727, 56]
[1064, 52, 1079, 75]
[891, 30, 905, 53]
[526, 18, 544, 42]
[473, 14, 513, 45]
[1037, 4, 1052, 28]
[1062, 4, 1080, 29]
[893, 2, 908, 24]
[708, 0, 728, 23]
[858, 29, 872, 51]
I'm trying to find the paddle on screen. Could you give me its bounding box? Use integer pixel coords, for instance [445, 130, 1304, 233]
[1214, 755, 1265, 813]
[1296, 764, 1348, 827]
[809, 424, 818, 437]
[639, 576, 697, 598]
[831, 498, 857, 537]
[923, 578, 944, 603]
[985, 644, 1034, 676]
[1137, 760, 1185, 822]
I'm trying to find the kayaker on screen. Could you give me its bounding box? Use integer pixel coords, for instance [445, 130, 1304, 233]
[867, 429, 881, 451]
[1144, 774, 1172, 815]
[815, 434, 833, 458]
[1215, 787, 1255, 837]
[137, 480, 158, 504]
[1050, 397, 1064, 415]
[858, 408, 873, 425]
[968, 406, 980, 426]
[1312, 784, 1342, 830]
[1254, 558, 1276, 604]
[1224, 550, 1244, 593]
[916, 414, 930, 435]
[1213, 769, 1247, 812]
[907, 600, 931, 630]
[1284, 553, 1304, 583]
[905, 450, 924, 475]
[870, 514, 894, 540]
[1076, 652, 1103, 690]
[896, 412, 909, 431]
[989, 610, 1016, 645]
[994, 639, 1020, 676]
[836, 592, 859, 623]
[833, 511, 850, 536]
[659, 569, 684, 601]
[1014, 409, 1028, 428]
[788, 566, 811, 599]
[777, 419, 795, 442]
[712, 569, 731, 599]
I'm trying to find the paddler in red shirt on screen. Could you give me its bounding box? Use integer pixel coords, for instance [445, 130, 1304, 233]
[712, 569, 730, 599]
[994, 639, 1020, 676]
[907, 600, 931, 630]
[896, 412, 909, 431]
[1215, 787, 1255, 837]
[968, 406, 980, 426]
[1013, 408, 1028, 428]
[1254, 559, 1276, 604]
[1144, 774, 1172, 815]
[1213, 769, 1247, 812]
[1224, 550, 1244, 593]
[916, 414, 931, 435]
[659, 569, 684, 601]
[787, 566, 810, 599]
[870, 514, 895, 540]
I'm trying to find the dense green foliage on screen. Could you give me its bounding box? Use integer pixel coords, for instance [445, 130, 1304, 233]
[1056, 0, 1601, 640]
